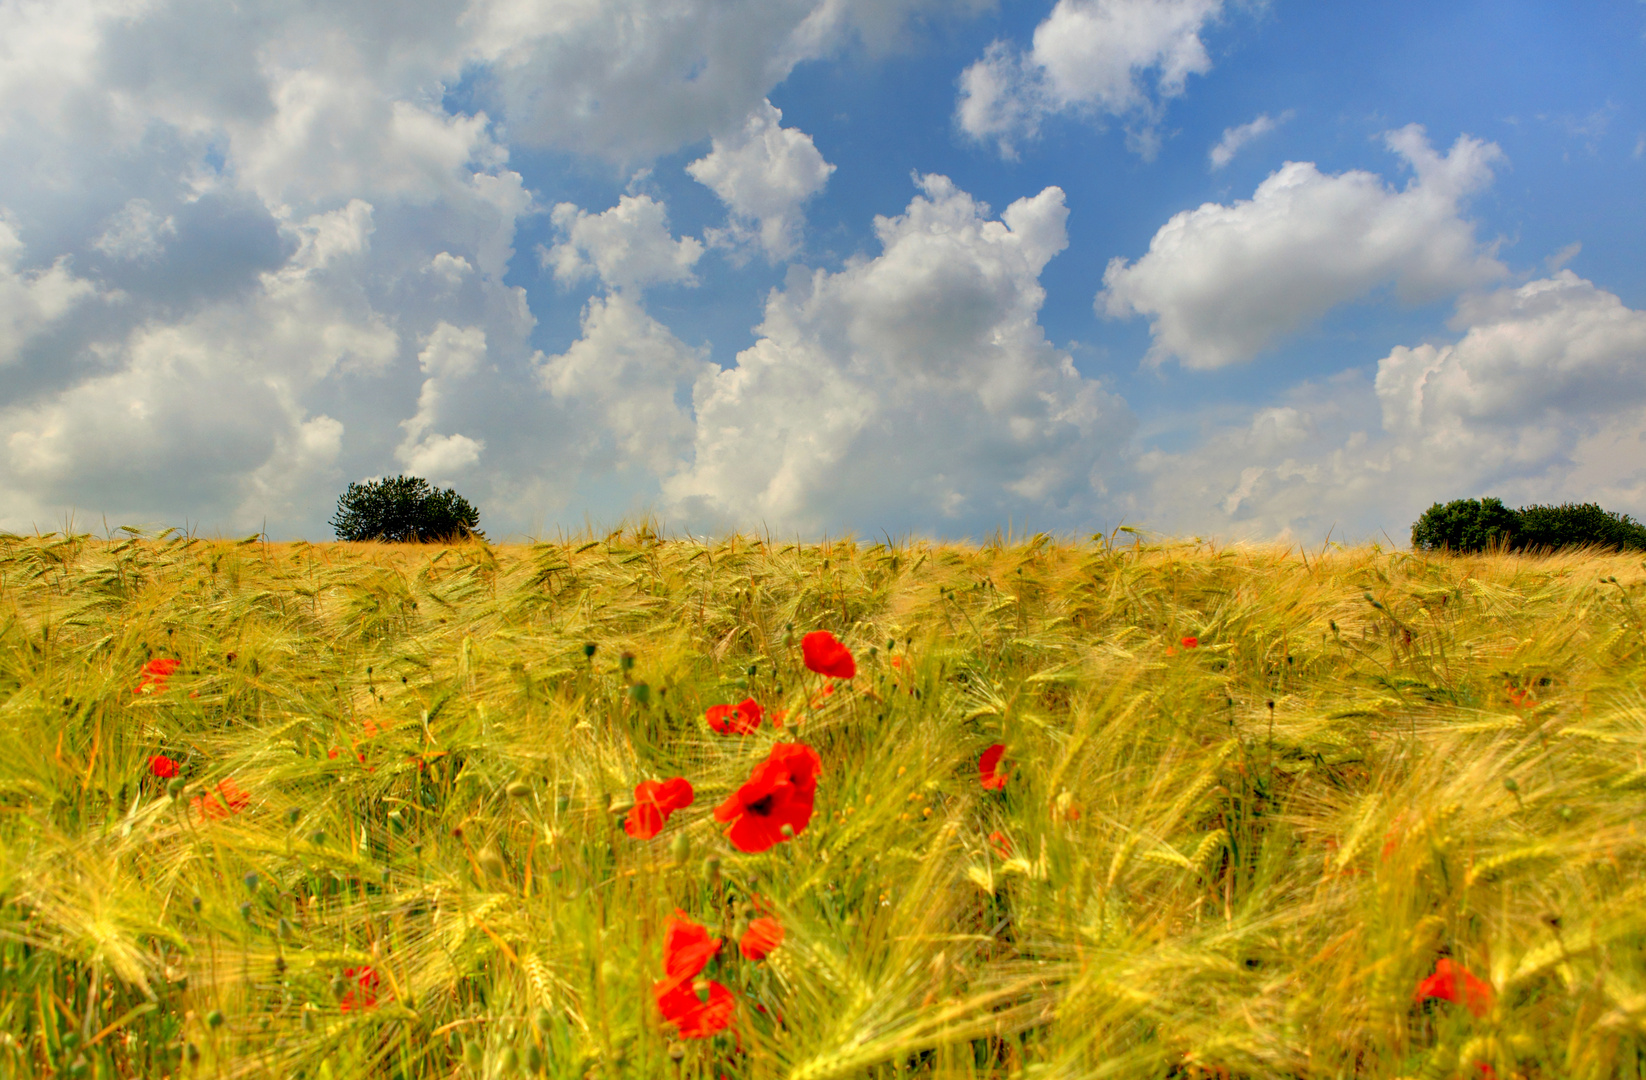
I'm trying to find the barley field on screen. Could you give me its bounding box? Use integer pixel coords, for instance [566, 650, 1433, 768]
[2, 526, 1644, 1080]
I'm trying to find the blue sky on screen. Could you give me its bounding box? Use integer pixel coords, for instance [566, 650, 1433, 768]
[0, 0, 1641, 542]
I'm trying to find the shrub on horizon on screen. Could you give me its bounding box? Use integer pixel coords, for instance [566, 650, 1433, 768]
[1410, 497, 1519, 553]
[330, 475, 484, 543]
[1514, 502, 1646, 553]
[1412, 497, 1646, 553]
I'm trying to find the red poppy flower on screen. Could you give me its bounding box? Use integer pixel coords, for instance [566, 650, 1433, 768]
[148, 754, 179, 779]
[706, 698, 764, 735]
[191, 777, 250, 821]
[1414, 958, 1493, 1018]
[135, 657, 181, 694]
[339, 966, 381, 1011]
[739, 917, 784, 961]
[655, 975, 736, 1039]
[662, 909, 722, 979]
[714, 743, 822, 853]
[1181, 636, 1199, 649]
[624, 778, 695, 840]
[979, 744, 1009, 791]
[801, 631, 855, 679]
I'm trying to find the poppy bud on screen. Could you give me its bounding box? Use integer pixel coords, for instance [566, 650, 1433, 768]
[478, 844, 506, 879]
[206, 1009, 224, 1029]
[184, 1042, 200, 1063]
[310, 830, 326, 846]
[243, 872, 260, 893]
[583, 643, 597, 659]
[498, 1047, 519, 1073]
[331, 975, 347, 998]
[668, 1042, 686, 1064]
[1503, 777, 1519, 792]
[388, 810, 405, 833]
[629, 682, 650, 706]
[524, 1045, 543, 1072]
[278, 917, 293, 940]
[191, 895, 202, 912]
[463, 1040, 484, 1070]
[669, 831, 690, 864]
[703, 855, 721, 888]
[1559, 805, 1573, 821]
[301, 1008, 316, 1032]
[619, 652, 635, 672]
[780, 824, 794, 839]
[166, 777, 185, 798]
[239, 901, 253, 922]
[287, 807, 302, 827]
[532, 1005, 554, 1032]
[506, 780, 532, 799]
[692, 979, 711, 1002]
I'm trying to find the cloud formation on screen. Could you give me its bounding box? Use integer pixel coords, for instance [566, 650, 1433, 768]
[1208, 110, 1293, 170]
[665, 175, 1132, 534]
[957, 0, 1224, 157]
[687, 100, 836, 261]
[1128, 273, 1646, 541]
[544, 196, 704, 293]
[1101, 126, 1507, 369]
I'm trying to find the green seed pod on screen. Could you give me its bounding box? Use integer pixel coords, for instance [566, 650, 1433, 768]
[628, 682, 650, 706]
[330, 975, 347, 999]
[167, 777, 185, 798]
[206, 1009, 224, 1029]
[462, 1039, 484, 1070]
[287, 807, 302, 827]
[301, 1008, 316, 1033]
[779, 823, 795, 839]
[668, 831, 690, 864]
[1503, 777, 1519, 792]
[506, 780, 532, 799]
[478, 844, 506, 879]
[619, 652, 635, 672]
[309, 830, 326, 846]
[498, 1047, 519, 1073]
[667, 1042, 686, 1064]
[703, 855, 721, 888]
[582, 643, 597, 659]
[524, 1044, 544, 1072]
[243, 872, 260, 893]
[533, 1005, 554, 1032]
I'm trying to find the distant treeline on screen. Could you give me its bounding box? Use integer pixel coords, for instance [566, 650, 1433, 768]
[1411, 498, 1646, 553]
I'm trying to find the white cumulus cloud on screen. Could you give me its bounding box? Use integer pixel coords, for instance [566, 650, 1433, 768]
[0, 217, 98, 364]
[1125, 273, 1646, 542]
[538, 293, 714, 477]
[396, 321, 488, 480]
[957, 0, 1224, 158]
[543, 196, 704, 293]
[1100, 125, 1508, 369]
[687, 100, 836, 261]
[664, 174, 1133, 534]
[1208, 109, 1293, 170]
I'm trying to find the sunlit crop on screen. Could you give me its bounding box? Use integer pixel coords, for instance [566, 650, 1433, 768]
[2, 526, 1644, 1079]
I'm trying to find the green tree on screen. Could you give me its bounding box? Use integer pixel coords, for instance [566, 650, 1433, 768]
[1514, 503, 1646, 552]
[1409, 497, 1519, 553]
[330, 475, 483, 542]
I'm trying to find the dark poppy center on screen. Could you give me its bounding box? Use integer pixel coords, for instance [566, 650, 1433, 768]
[746, 794, 774, 817]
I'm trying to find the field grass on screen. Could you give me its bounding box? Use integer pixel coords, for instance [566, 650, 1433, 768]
[2, 527, 1645, 1079]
